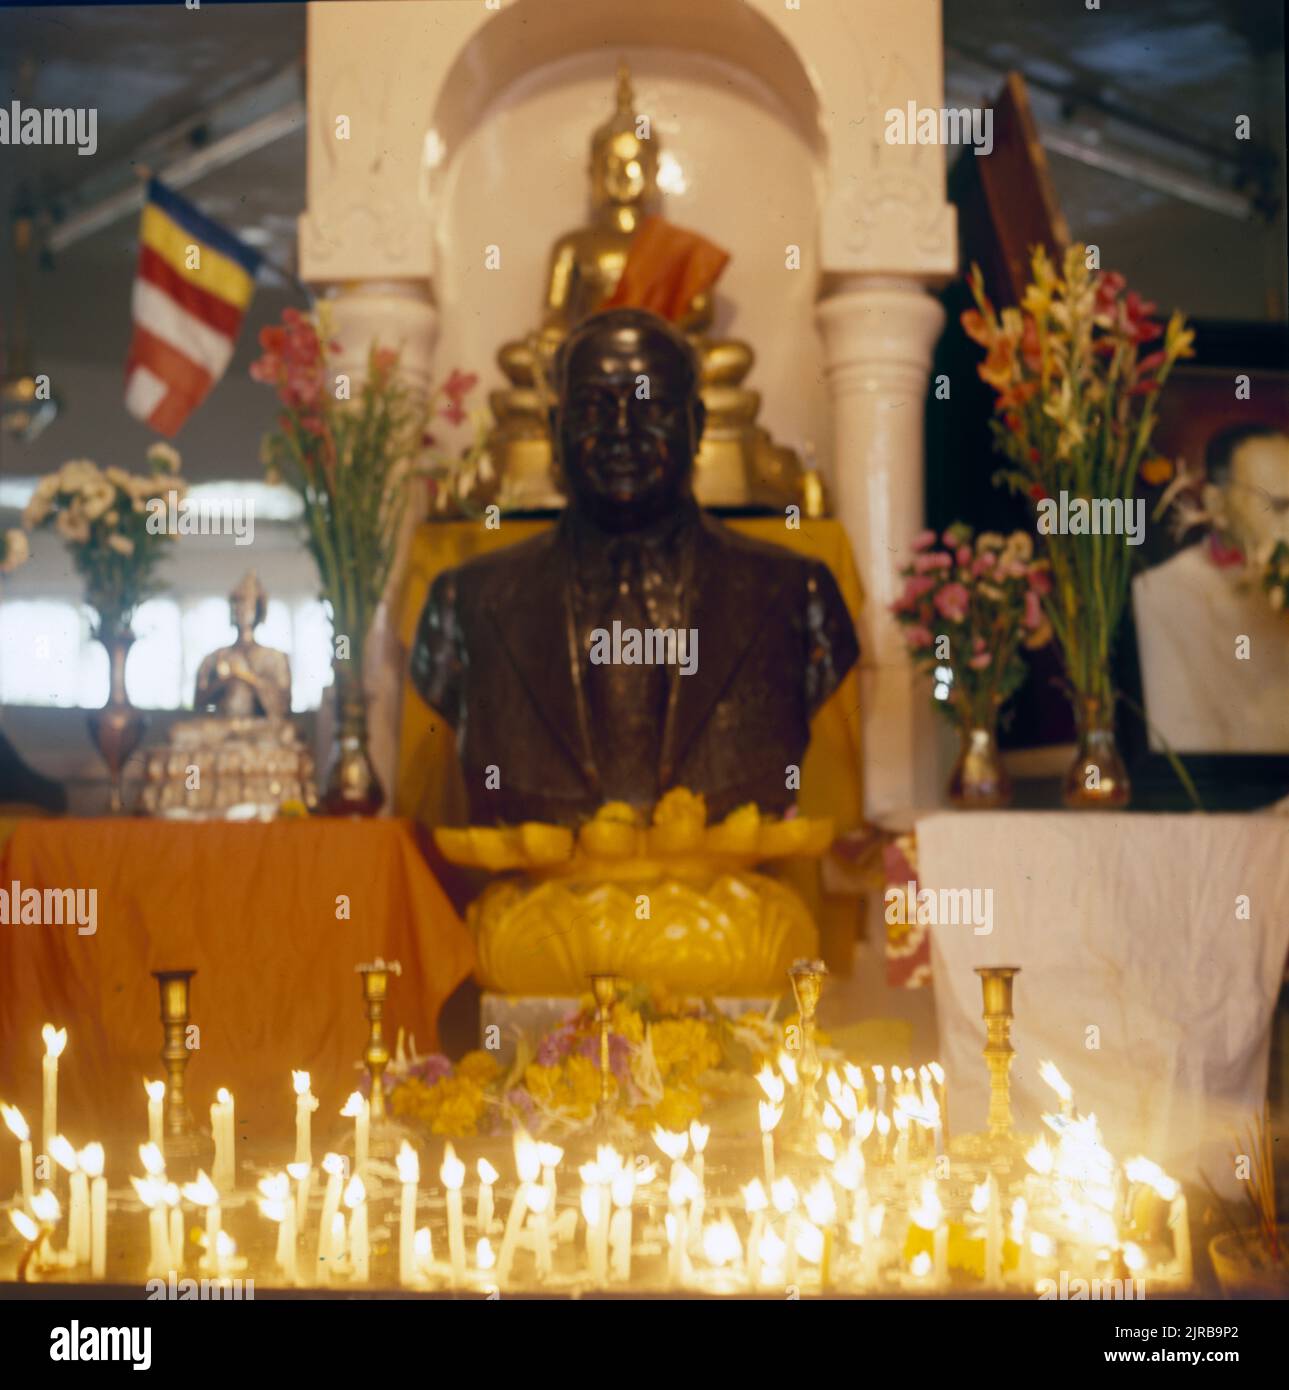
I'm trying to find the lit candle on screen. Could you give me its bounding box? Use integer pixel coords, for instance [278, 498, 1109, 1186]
[873, 1064, 886, 1117]
[341, 1092, 369, 1177]
[497, 1133, 538, 1284]
[29, 1189, 61, 1273]
[41, 1024, 67, 1160]
[527, 1181, 553, 1278]
[742, 1179, 768, 1285]
[875, 1109, 891, 1164]
[441, 1142, 467, 1285]
[476, 1236, 496, 1286]
[213, 1230, 237, 1282]
[772, 1178, 799, 1285]
[758, 1224, 786, 1288]
[1169, 1192, 1192, 1286]
[689, 1121, 709, 1245]
[132, 1176, 169, 1278]
[862, 1204, 884, 1287]
[258, 1172, 297, 1284]
[344, 1175, 369, 1282]
[476, 1157, 498, 1234]
[803, 1180, 837, 1291]
[50, 1136, 87, 1263]
[397, 1142, 419, 1285]
[609, 1168, 636, 1282]
[144, 1079, 165, 1153]
[288, 1161, 311, 1235]
[80, 1142, 106, 1279]
[210, 1087, 235, 1192]
[329, 1211, 347, 1271]
[315, 1152, 345, 1282]
[1039, 1058, 1074, 1120]
[162, 1183, 182, 1272]
[292, 1071, 317, 1166]
[3, 1104, 35, 1212]
[893, 1104, 910, 1188]
[758, 1101, 781, 1188]
[580, 1182, 607, 1285]
[413, 1227, 433, 1282]
[537, 1141, 562, 1211]
[1011, 1197, 1031, 1290]
[181, 1170, 221, 1276]
[981, 1174, 1003, 1289]
[929, 1061, 948, 1141]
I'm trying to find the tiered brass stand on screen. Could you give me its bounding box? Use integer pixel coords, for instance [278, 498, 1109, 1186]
[355, 959, 417, 1161]
[152, 968, 202, 1161]
[781, 957, 828, 1153]
[949, 966, 1034, 1170]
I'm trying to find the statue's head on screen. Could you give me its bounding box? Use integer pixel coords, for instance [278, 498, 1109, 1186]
[1206, 425, 1289, 551]
[230, 571, 267, 635]
[589, 61, 658, 211]
[551, 307, 705, 532]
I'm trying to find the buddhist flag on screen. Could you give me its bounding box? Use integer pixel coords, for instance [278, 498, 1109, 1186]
[125, 179, 261, 436]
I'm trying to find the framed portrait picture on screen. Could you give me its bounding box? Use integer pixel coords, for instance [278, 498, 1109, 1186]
[1118, 320, 1289, 809]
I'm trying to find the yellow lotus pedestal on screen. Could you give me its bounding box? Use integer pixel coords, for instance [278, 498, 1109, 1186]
[435, 793, 830, 996]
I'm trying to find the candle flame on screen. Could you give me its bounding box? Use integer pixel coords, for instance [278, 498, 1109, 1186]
[286, 1162, 309, 1182]
[413, 1226, 433, 1265]
[825, 1068, 843, 1104]
[816, 1133, 837, 1162]
[833, 1149, 863, 1191]
[837, 1087, 859, 1122]
[182, 1170, 218, 1207]
[869, 1204, 886, 1238]
[10, 1209, 38, 1242]
[652, 1126, 688, 1162]
[910, 1251, 932, 1278]
[476, 1236, 496, 1271]
[343, 1174, 366, 1209]
[292, 1070, 311, 1096]
[215, 1230, 236, 1260]
[702, 1219, 741, 1267]
[668, 1162, 699, 1205]
[970, 1181, 990, 1215]
[910, 1178, 943, 1230]
[1031, 1231, 1054, 1258]
[1122, 1241, 1146, 1272]
[804, 1178, 836, 1226]
[161, 1182, 179, 1208]
[321, 1152, 346, 1178]
[795, 1221, 825, 1263]
[777, 1051, 799, 1086]
[139, 1142, 165, 1177]
[526, 1184, 551, 1216]
[1038, 1059, 1072, 1102]
[929, 1061, 945, 1085]
[758, 1101, 783, 1135]
[49, 1135, 77, 1172]
[340, 1091, 367, 1119]
[875, 1111, 891, 1138]
[821, 1102, 842, 1132]
[513, 1131, 540, 1184]
[216, 1086, 232, 1106]
[78, 1142, 105, 1179]
[2, 1103, 29, 1142]
[31, 1188, 60, 1223]
[477, 1157, 498, 1186]
[755, 1064, 785, 1105]
[742, 1178, 768, 1213]
[1025, 1136, 1054, 1175]
[842, 1062, 865, 1090]
[770, 1177, 798, 1213]
[132, 1175, 163, 1208]
[758, 1226, 786, 1268]
[610, 1170, 635, 1208]
[396, 1141, 420, 1185]
[580, 1186, 603, 1224]
[42, 1023, 67, 1059]
[688, 1120, 710, 1153]
[856, 1106, 875, 1140]
[872, 1064, 885, 1085]
[440, 1142, 465, 1190]
[1124, 1156, 1179, 1201]
[536, 1142, 563, 1169]
[258, 1172, 289, 1203]
[144, 1078, 165, 1103]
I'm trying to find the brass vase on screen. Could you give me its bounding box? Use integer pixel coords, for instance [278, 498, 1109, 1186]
[321, 661, 383, 816]
[948, 719, 1011, 809]
[1062, 693, 1130, 809]
[87, 628, 146, 815]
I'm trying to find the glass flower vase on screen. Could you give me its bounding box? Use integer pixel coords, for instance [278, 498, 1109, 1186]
[321, 661, 384, 816]
[1061, 693, 1130, 809]
[947, 718, 1012, 810]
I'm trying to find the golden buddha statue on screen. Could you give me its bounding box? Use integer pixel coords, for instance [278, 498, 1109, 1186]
[486, 61, 826, 515]
[140, 572, 317, 819]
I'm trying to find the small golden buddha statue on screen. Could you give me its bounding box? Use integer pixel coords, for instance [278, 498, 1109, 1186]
[485, 61, 825, 515]
[141, 572, 317, 819]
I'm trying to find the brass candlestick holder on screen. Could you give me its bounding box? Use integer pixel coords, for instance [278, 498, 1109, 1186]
[587, 973, 633, 1143]
[782, 957, 828, 1153]
[951, 965, 1033, 1170]
[354, 958, 415, 1161]
[152, 968, 201, 1160]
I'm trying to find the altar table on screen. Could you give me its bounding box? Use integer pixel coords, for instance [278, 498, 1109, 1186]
[0, 817, 474, 1147]
[919, 811, 1289, 1190]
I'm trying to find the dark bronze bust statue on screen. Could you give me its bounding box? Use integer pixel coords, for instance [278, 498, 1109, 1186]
[411, 307, 858, 826]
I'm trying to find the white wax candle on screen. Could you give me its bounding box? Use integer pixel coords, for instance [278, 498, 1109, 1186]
[69, 1169, 89, 1262]
[496, 1184, 529, 1284]
[984, 1174, 1002, 1289]
[762, 1132, 775, 1188]
[528, 1184, 553, 1277]
[145, 1080, 165, 1152]
[19, 1139, 35, 1212]
[292, 1072, 317, 1167]
[399, 1179, 417, 1285]
[211, 1089, 235, 1192]
[167, 1197, 183, 1273]
[204, 1201, 221, 1274]
[90, 1176, 107, 1279]
[581, 1185, 606, 1284]
[316, 1156, 344, 1282]
[442, 1143, 467, 1285]
[147, 1206, 166, 1278]
[1170, 1193, 1192, 1286]
[476, 1159, 497, 1234]
[282, 1198, 297, 1285]
[289, 1163, 312, 1233]
[609, 1206, 632, 1282]
[345, 1177, 369, 1283]
[41, 1058, 58, 1158]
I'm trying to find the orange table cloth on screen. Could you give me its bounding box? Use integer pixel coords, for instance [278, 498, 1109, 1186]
[0, 817, 474, 1150]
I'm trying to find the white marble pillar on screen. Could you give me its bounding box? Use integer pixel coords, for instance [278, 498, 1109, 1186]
[816, 276, 948, 824]
[310, 280, 439, 810]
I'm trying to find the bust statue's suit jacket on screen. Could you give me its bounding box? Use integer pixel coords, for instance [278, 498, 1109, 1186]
[411, 511, 859, 825]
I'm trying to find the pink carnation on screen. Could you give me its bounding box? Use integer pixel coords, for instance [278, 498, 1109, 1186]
[934, 582, 970, 622]
[912, 529, 938, 551]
